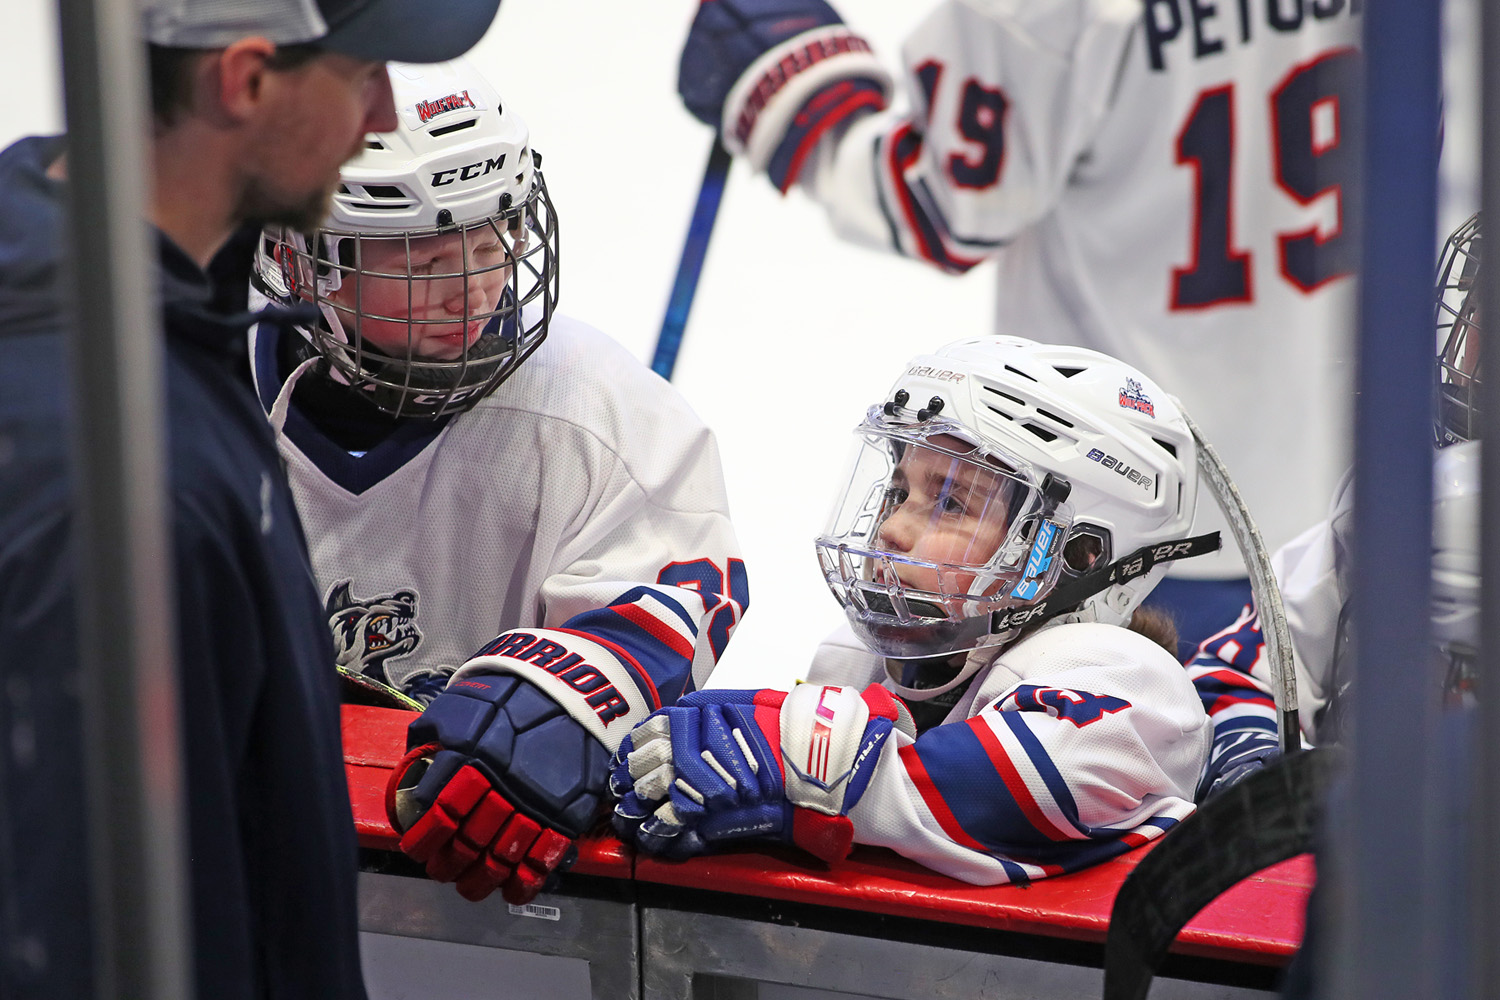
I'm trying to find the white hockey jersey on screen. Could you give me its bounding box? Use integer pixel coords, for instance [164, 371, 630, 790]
[808, 620, 1209, 885]
[1186, 469, 1349, 748]
[797, 0, 1361, 577]
[250, 313, 747, 736]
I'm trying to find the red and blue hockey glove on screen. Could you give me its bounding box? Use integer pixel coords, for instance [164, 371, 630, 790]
[386, 672, 614, 904]
[678, 0, 891, 189]
[609, 683, 914, 863]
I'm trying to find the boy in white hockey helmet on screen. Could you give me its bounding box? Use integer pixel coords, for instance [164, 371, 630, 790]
[251, 58, 747, 906]
[611, 337, 1216, 886]
[1187, 213, 1483, 797]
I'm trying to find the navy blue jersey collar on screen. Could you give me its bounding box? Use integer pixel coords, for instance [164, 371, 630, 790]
[253, 321, 448, 495]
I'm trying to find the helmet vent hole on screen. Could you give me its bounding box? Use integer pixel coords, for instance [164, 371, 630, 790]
[430, 118, 479, 138]
[1054, 365, 1085, 378]
[1004, 364, 1038, 382]
[364, 138, 386, 150]
[1153, 438, 1178, 458]
[983, 404, 1015, 421]
[1063, 534, 1104, 574]
[982, 386, 1026, 408]
[1036, 407, 1074, 428]
[1022, 423, 1057, 443]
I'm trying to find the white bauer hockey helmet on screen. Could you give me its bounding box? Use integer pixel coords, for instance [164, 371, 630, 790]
[1436, 212, 1481, 446]
[815, 336, 1207, 661]
[255, 57, 559, 418]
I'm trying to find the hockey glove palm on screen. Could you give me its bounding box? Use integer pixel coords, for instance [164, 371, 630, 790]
[610, 683, 914, 862]
[386, 673, 613, 904]
[679, 0, 891, 188]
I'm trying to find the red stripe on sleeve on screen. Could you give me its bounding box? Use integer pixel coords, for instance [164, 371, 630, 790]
[778, 87, 887, 193]
[555, 627, 663, 710]
[897, 743, 990, 853]
[886, 123, 941, 266]
[967, 718, 1072, 843]
[611, 601, 696, 660]
[1209, 693, 1276, 714]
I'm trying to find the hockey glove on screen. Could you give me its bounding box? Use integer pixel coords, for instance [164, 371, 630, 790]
[1195, 731, 1282, 802]
[386, 672, 614, 904]
[679, 0, 891, 189]
[610, 683, 914, 863]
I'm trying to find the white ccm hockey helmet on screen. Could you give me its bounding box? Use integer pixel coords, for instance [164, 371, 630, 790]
[255, 57, 559, 418]
[815, 336, 1205, 661]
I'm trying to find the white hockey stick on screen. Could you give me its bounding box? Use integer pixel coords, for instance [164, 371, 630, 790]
[1181, 408, 1301, 755]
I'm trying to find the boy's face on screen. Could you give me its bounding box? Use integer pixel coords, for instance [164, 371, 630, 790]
[874, 436, 1016, 597]
[326, 226, 512, 361]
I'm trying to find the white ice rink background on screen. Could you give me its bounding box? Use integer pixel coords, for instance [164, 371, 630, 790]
[0, 1, 1000, 696]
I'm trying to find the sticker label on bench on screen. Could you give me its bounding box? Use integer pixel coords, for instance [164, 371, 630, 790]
[508, 902, 561, 921]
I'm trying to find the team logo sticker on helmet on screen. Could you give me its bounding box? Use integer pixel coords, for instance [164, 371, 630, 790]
[325, 580, 423, 688]
[415, 90, 476, 123]
[1118, 378, 1155, 418]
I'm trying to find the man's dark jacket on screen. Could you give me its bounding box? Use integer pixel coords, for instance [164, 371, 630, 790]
[0, 135, 368, 1000]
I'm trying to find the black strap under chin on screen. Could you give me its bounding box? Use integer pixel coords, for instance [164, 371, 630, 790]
[989, 531, 1222, 634]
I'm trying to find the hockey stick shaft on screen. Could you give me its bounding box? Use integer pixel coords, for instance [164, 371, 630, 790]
[651, 137, 733, 381]
[1182, 409, 1302, 755]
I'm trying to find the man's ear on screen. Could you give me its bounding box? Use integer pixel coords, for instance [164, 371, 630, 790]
[213, 37, 279, 123]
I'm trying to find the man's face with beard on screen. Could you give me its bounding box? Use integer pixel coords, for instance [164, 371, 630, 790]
[237, 53, 396, 231]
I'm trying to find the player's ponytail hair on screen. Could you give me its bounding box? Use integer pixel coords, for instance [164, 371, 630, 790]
[1127, 606, 1179, 658]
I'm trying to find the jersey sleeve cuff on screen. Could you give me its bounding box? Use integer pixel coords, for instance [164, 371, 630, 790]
[722, 25, 892, 173]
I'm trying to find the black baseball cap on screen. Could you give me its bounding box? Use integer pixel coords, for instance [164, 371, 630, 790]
[140, 0, 501, 64]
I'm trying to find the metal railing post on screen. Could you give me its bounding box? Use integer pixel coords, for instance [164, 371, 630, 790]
[54, 0, 192, 996]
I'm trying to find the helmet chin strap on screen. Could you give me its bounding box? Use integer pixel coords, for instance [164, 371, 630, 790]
[988, 531, 1221, 636]
[879, 530, 1220, 703]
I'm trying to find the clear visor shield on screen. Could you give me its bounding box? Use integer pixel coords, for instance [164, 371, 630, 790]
[814, 413, 1074, 658]
[1436, 215, 1481, 444]
[275, 174, 560, 417]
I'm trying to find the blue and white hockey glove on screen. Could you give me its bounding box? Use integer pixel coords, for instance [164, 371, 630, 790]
[679, 0, 891, 189]
[1195, 730, 1283, 802]
[386, 671, 615, 904]
[610, 683, 914, 863]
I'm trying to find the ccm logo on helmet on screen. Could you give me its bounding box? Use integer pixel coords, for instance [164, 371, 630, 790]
[1085, 448, 1154, 494]
[431, 155, 509, 188]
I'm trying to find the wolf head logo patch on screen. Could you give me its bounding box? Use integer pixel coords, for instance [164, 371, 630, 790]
[325, 580, 423, 688]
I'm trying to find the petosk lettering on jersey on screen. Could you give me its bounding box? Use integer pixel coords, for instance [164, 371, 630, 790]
[797, 0, 1361, 577]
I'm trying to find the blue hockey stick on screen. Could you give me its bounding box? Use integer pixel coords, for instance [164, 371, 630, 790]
[651, 137, 733, 380]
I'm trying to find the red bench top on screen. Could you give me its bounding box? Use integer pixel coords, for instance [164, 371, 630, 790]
[343, 704, 1311, 964]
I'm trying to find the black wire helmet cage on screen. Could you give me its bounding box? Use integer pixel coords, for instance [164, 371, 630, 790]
[1436, 212, 1481, 446]
[298, 171, 560, 419]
